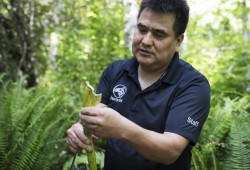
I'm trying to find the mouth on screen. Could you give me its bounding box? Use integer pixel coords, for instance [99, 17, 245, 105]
[139, 48, 153, 56]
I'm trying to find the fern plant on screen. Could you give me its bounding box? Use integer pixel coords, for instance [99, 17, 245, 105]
[223, 99, 250, 170]
[0, 76, 76, 169]
[191, 95, 250, 170]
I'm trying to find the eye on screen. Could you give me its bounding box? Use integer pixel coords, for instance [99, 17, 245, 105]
[153, 31, 167, 39]
[137, 23, 148, 34]
[138, 27, 147, 34]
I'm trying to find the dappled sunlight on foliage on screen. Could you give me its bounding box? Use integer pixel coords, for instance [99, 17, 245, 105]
[0, 0, 249, 169]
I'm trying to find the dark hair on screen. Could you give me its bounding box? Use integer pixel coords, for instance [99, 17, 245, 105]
[138, 0, 190, 38]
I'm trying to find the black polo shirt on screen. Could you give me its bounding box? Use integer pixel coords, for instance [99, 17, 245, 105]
[97, 52, 210, 170]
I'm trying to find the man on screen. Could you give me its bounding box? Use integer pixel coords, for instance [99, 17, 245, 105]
[66, 0, 210, 169]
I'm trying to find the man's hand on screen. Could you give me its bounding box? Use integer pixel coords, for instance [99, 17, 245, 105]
[79, 107, 128, 138]
[66, 122, 97, 153]
[78, 106, 190, 165]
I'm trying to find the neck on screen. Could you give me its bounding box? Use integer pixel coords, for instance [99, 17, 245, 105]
[139, 65, 167, 76]
[138, 65, 167, 90]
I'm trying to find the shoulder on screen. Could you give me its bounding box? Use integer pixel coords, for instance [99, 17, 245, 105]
[164, 53, 209, 88]
[170, 58, 210, 102]
[177, 60, 210, 106]
[178, 59, 209, 87]
[103, 57, 137, 79]
[105, 58, 133, 72]
[107, 59, 129, 71]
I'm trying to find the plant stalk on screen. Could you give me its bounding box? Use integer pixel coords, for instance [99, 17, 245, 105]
[82, 82, 102, 170]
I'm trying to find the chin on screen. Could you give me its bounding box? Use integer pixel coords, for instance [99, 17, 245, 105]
[136, 56, 152, 66]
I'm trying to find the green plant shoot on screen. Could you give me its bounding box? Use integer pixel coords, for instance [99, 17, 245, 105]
[82, 81, 102, 170]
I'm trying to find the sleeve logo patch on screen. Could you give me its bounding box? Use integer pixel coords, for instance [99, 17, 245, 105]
[187, 117, 199, 127]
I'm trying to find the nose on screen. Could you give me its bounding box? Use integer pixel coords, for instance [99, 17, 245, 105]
[142, 32, 153, 46]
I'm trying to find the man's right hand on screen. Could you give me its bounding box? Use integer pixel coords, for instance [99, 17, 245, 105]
[66, 122, 94, 153]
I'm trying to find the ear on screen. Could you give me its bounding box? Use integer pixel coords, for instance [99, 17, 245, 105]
[175, 34, 184, 51]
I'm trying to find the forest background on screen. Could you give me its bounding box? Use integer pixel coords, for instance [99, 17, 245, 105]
[0, 0, 249, 169]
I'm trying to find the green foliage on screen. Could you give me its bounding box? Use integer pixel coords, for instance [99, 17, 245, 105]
[63, 149, 105, 170]
[53, 0, 130, 89]
[43, 0, 131, 111]
[0, 75, 76, 169]
[191, 96, 250, 170]
[0, 0, 57, 87]
[187, 1, 250, 169]
[185, 0, 250, 98]
[225, 112, 250, 169]
[1, 2, 129, 168]
[0, 0, 250, 169]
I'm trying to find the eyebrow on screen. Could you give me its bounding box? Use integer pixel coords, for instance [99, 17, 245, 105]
[137, 23, 167, 36]
[137, 23, 147, 29]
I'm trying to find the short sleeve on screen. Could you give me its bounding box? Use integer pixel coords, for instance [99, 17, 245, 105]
[96, 64, 113, 105]
[165, 78, 210, 145]
[96, 60, 129, 105]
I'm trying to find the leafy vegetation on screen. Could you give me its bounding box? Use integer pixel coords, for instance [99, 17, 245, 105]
[0, 75, 76, 169]
[63, 149, 105, 170]
[0, 0, 249, 169]
[186, 0, 250, 169]
[191, 96, 250, 170]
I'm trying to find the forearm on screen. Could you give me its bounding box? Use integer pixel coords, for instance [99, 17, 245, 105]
[80, 106, 189, 164]
[119, 119, 189, 165]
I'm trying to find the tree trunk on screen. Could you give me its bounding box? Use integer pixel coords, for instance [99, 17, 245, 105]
[0, 0, 37, 87]
[242, 0, 250, 92]
[123, 0, 138, 51]
[242, 0, 249, 43]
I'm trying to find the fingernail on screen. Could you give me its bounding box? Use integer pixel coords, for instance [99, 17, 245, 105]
[86, 139, 90, 145]
[86, 146, 92, 152]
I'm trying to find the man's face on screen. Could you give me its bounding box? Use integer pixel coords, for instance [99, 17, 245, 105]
[132, 9, 183, 71]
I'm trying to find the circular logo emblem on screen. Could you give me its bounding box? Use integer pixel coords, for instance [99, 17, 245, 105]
[113, 84, 127, 98]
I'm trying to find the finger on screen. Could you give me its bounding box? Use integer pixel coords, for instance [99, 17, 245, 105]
[69, 136, 93, 152]
[81, 120, 99, 132]
[67, 127, 78, 139]
[67, 128, 87, 148]
[92, 134, 99, 143]
[66, 137, 81, 153]
[66, 123, 94, 152]
[67, 144, 83, 154]
[67, 131, 80, 146]
[80, 107, 98, 116]
[80, 114, 100, 126]
[91, 130, 107, 139]
[67, 134, 93, 152]
[67, 132, 83, 148]
[70, 123, 90, 145]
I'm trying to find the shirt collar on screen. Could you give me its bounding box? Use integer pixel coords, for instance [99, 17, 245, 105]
[124, 57, 138, 74]
[162, 52, 182, 85]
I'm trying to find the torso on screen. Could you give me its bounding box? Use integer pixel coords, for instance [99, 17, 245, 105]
[97, 54, 210, 170]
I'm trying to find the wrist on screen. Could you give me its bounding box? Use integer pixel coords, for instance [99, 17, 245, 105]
[118, 118, 140, 142]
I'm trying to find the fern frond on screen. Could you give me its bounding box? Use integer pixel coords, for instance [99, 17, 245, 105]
[223, 111, 250, 169]
[192, 96, 250, 170]
[199, 97, 233, 144]
[0, 79, 11, 168]
[8, 93, 66, 169]
[1, 77, 75, 169]
[191, 146, 206, 170]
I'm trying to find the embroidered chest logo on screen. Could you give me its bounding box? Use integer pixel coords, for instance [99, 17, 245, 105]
[110, 84, 127, 103]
